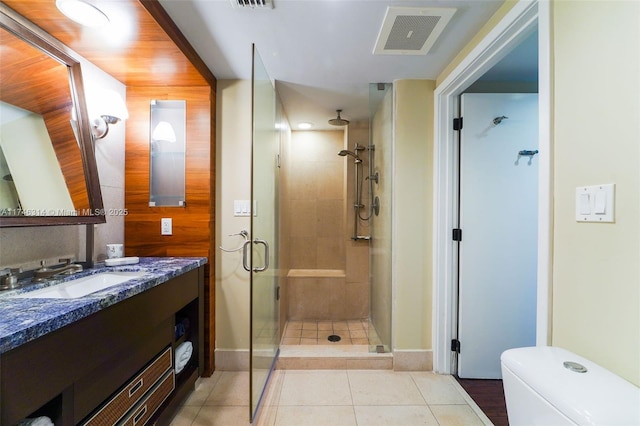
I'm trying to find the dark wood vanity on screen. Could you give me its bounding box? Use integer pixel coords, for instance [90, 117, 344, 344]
[0, 266, 204, 426]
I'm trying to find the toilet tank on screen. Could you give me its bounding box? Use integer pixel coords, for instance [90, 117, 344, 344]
[501, 346, 640, 425]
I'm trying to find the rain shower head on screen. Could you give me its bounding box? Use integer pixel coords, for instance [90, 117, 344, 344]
[328, 109, 349, 126]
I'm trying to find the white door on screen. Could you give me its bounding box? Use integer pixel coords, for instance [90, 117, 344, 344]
[457, 93, 538, 379]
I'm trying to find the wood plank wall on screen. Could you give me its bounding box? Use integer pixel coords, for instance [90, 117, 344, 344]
[125, 86, 215, 374]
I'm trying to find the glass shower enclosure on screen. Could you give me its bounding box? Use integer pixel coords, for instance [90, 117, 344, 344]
[249, 45, 280, 421]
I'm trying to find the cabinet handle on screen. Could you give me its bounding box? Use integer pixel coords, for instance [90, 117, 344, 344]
[133, 405, 147, 425]
[129, 378, 143, 397]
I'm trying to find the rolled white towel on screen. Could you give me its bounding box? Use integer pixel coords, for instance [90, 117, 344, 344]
[17, 417, 54, 426]
[175, 341, 193, 374]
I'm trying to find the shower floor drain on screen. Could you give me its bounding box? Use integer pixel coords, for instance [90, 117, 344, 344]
[327, 335, 341, 342]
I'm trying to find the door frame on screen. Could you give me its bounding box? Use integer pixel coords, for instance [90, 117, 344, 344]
[432, 0, 552, 374]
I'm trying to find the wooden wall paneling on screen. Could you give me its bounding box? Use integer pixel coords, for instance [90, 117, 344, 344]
[4, 0, 218, 375]
[3, 0, 209, 88]
[125, 85, 215, 373]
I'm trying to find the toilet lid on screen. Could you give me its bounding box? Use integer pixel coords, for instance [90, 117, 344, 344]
[501, 346, 640, 425]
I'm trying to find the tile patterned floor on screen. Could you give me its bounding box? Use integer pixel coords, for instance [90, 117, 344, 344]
[169, 369, 493, 425]
[282, 320, 372, 345]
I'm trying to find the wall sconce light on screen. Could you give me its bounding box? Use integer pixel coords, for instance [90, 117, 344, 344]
[90, 89, 129, 139]
[152, 121, 177, 143]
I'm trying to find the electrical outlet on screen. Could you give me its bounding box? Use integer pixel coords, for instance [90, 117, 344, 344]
[161, 218, 172, 235]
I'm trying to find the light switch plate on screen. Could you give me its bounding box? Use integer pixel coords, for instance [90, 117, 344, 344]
[161, 218, 172, 235]
[575, 184, 615, 222]
[233, 200, 257, 217]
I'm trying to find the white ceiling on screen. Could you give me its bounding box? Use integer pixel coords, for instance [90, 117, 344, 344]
[159, 0, 525, 130]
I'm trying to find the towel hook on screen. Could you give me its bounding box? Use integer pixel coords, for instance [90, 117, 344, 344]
[492, 116, 508, 125]
[515, 149, 539, 165]
[219, 230, 249, 252]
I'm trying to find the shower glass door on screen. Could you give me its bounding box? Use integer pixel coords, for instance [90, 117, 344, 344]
[250, 45, 280, 422]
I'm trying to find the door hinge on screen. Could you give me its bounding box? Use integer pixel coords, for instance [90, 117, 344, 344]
[276, 285, 280, 301]
[451, 339, 461, 353]
[452, 228, 462, 242]
[453, 117, 463, 131]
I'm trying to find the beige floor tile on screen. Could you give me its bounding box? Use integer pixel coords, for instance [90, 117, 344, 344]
[253, 370, 284, 426]
[348, 370, 425, 405]
[274, 406, 357, 426]
[430, 405, 485, 425]
[301, 329, 317, 338]
[333, 321, 349, 330]
[287, 321, 303, 330]
[351, 338, 369, 345]
[191, 406, 251, 426]
[169, 405, 201, 426]
[300, 338, 318, 344]
[347, 320, 365, 331]
[205, 371, 250, 406]
[349, 329, 367, 339]
[284, 327, 302, 337]
[281, 337, 300, 345]
[302, 321, 318, 330]
[411, 372, 468, 405]
[354, 405, 439, 425]
[317, 321, 333, 331]
[279, 370, 352, 406]
[182, 373, 221, 406]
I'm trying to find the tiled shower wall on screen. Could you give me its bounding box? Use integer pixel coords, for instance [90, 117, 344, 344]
[286, 128, 370, 321]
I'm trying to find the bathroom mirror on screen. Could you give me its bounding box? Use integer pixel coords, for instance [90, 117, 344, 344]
[149, 100, 186, 207]
[0, 5, 104, 227]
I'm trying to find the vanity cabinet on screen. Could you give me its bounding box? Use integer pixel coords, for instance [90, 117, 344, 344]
[0, 266, 204, 426]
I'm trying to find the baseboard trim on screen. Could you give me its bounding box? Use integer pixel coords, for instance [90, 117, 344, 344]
[393, 349, 433, 371]
[215, 349, 249, 371]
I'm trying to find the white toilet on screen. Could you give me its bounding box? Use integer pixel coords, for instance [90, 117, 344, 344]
[501, 346, 640, 425]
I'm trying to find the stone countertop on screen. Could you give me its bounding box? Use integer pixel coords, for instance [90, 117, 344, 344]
[0, 257, 207, 354]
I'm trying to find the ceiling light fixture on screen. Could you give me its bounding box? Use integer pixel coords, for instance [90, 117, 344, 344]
[56, 0, 110, 28]
[297, 122, 313, 130]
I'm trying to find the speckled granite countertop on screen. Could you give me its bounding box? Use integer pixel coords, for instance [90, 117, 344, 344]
[0, 257, 207, 354]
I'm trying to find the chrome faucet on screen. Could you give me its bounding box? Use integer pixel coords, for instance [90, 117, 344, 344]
[32, 259, 83, 282]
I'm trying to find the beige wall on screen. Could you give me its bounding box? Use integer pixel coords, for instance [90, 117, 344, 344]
[285, 130, 370, 321]
[215, 79, 252, 351]
[551, 0, 640, 385]
[0, 60, 125, 271]
[432, 0, 640, 385]
[393, 80, 435, 350]
[287, 130, 345, 270]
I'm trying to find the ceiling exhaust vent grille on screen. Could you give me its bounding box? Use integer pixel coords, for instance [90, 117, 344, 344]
[373, 7, 455, 55]
[230, 0, 273, 9]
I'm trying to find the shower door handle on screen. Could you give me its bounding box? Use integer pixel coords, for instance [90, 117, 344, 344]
[253, 239, 270, 272]
[241, 239, 251, 272]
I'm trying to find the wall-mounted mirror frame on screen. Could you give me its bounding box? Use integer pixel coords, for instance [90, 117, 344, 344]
[0, 4, 105, 227]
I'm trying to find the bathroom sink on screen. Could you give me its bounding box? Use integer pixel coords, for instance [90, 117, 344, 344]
[11, 272, 146, 299]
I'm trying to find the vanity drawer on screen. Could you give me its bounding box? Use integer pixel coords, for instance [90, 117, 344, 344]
[119, 370, 175, 426]
[83, 347, 172, 426]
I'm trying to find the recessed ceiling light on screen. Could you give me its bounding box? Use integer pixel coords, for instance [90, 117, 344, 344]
[297, 122, 313, 130]
[56, 0, 110, 28]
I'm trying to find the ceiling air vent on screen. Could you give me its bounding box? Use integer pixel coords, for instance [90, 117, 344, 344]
[373, 7, 455, 55]
[230, 0, 273, 8]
